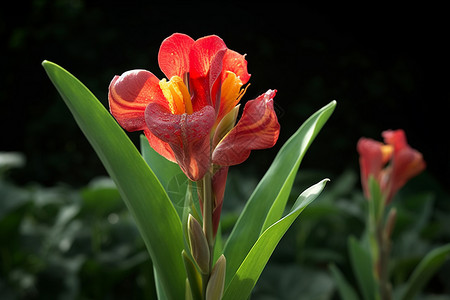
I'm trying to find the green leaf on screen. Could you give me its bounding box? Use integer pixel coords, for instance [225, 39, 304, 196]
[223, 101, 336, 286]
[329, 264, 360, 300]
[348, 236, 377, 300]
[42, 61, 185, 300]
[140, 135, 189, 217]
[222, 179, 329, 300]
[399, 243, 450, 300]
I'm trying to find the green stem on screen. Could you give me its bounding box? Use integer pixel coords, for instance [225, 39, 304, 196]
[376, 220, 392, 300]
[201, 170, 215, 298]
[202, 171, 214, 258]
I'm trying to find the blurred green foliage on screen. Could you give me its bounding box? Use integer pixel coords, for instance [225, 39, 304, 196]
[1, 159, 449, 299]
[1, 0, 449, 299]
[0, 160, 156, 299]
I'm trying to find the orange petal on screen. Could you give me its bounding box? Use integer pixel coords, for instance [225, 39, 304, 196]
[216, 71, 248, 126]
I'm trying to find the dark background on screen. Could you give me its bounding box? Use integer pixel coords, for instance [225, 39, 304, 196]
[2, 1, 449, 188]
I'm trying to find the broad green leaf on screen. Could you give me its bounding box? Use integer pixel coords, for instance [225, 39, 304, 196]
[222, 179, 329, 300]
[223, 101, 336, 286]
[329, 264, 360, 300]
[399, 243, 450, 300]
[348, 236, 377, 300]
[140, 135, 189, 216]
[42, 61, 185, 300]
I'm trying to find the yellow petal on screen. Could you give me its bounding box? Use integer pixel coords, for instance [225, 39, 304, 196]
[159, 76, 193, 114]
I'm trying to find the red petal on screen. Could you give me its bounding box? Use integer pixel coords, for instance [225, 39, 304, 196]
[222, 50, 251, 84]
[189, 35, 227, 79]
[158, 33, 195, 79]
[212, 90, 280, 166]
[189, 35, 227, 110]
[386, 130, 426, 202]
[391, 147, 426, 192]
[382, 129, 408, 151]
[108, 70, 167, 132]
[143, 129, 176, 163]
[356, 138, 385, 199]
[145, 103, 215, 181]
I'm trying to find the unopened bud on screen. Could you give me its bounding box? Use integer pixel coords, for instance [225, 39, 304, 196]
[206, 255, 226, 300]
[188, 214, 210, 274]
[185, 278, 193, 300]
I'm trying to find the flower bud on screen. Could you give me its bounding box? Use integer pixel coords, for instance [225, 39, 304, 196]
[206, 255, 226, 300]
[188, 214, 210, 274]
[185, 278, 193, 300]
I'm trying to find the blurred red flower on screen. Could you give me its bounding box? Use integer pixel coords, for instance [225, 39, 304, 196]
[357, 129, 425, 204]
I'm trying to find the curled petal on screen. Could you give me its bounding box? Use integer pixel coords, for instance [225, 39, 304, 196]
[158, 33, 195, 79]
[145, 103, 215, 181]
[109, 70, 167, 131]
[189, 35, 228, 110]
[222, 49, 251, 84]
[189, 35, 227, 80]
[212, 90, 280, 166]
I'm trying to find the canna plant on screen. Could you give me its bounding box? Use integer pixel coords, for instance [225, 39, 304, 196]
[42, 33, 336, 300]
[331, 129, 450, 300]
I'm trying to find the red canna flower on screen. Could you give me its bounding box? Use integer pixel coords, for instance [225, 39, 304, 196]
[109, 33, 279, 181]
[108, 33, 280, 235]
[357, 129, 425, 204]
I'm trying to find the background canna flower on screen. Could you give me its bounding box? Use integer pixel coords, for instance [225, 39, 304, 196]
[357, 129, 426, 204]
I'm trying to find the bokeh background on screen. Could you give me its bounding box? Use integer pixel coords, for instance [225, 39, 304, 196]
[2, 0, 449, 186]
[1, 1, 449, 299]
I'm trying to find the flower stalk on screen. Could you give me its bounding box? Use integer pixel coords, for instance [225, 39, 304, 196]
[358, 129, 425, 300]
[368, 201, 395, 300]
[201, 171, 214, 259]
